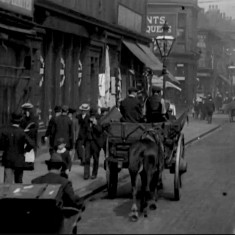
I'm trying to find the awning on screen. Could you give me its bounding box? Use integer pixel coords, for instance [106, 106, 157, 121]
[0, 23, 36, 35]
[152, 75, 182, 91]
[218, 74, 230, 85]
[137, 43, 162, 70]
[122, 40, 161, 71]
[137, 42, 179, 84]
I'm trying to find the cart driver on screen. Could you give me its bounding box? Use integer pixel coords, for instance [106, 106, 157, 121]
[145, 86, 167, 123]
[119, 87, 143, 123]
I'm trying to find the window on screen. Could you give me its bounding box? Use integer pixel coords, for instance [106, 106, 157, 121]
[177, 13, 186, 42]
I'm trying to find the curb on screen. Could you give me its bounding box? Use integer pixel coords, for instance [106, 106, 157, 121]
[78, 123, 223, 201]
[185, 124, 222, 146]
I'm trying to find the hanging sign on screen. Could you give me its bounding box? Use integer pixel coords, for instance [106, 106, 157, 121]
[39, 55, 44, 88]
[0, 0, 34, 17]
[60, 57, 65, 87]
[78, 59, 82, 87]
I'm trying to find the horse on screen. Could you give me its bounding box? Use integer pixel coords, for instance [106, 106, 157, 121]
[128, 127, 165, 222]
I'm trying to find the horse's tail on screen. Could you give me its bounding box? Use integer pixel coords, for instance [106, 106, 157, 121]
[129, 141, 146, 173]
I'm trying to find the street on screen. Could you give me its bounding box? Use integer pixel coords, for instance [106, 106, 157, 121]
[77, 122, 235, 234]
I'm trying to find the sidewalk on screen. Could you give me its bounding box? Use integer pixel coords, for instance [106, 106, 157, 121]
[0, 113, 228, 199]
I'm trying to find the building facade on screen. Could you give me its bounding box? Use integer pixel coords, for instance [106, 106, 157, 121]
[0, 0, 166, 126]
[146, 0, 200, 106]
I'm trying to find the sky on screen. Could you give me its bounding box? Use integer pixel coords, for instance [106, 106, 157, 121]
[198, 0, 235, 19]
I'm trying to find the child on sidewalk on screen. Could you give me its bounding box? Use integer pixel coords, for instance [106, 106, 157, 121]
[55, 137, 72, 178]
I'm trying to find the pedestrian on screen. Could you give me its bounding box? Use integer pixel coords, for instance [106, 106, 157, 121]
[205, 95, 215, 124]
[32, 153, 85, 211]
[20, 102, 39, 155]
[43, 105, 62, 155]
[51, 105, 74, 151]
[55, 137, 72, 179]
[0, 112, 35, 183]
[145, 86, 167, 123]
[68, 108, 79, 161]
[119, 87, 143, 123]
[75, 103, 90, 165]
[83, 108, 103, 180]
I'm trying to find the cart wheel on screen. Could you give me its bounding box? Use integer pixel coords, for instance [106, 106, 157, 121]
[174, 133, 185, 201]
[106, 162, 118, 199]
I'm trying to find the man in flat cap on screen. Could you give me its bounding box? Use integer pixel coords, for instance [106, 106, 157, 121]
[119, 87, 143, 123]
[145, 86, 167, 123]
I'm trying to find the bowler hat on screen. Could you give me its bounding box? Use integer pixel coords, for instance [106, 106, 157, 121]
[152, 86, 162, 93]
[56, 137, 66, 146]
[68, 108, 76, 114]
[128, 87, 138, 93]
[79, 103, 90, 111]
[54, 105, 62, 113]
[10, 112, 22, 124]
[45, 152, 65, 167]
[62, 105, 69, 112]
[21, 102, 34, 109]
[90, 108, 97, 117]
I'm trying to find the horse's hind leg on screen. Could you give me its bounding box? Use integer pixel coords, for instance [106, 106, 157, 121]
[149, 171, 159, 210]
[140, 171, 148, 217]
[129, 170, 139, 222]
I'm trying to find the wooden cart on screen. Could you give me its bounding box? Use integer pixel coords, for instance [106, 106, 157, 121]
[103, 111, 188, 201]
[0, 184, 81, 234]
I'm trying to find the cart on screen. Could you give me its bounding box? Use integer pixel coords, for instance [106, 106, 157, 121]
[0, 184, 81, 234]
[103, 110, 188, 201]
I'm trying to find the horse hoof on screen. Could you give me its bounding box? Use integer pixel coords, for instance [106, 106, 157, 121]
[144, 213, 148, 218]
[149, 203, 157, 210]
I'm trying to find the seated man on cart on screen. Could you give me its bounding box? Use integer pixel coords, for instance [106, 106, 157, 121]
[145, 86, 167, 123]
[119, 87, 144, 123]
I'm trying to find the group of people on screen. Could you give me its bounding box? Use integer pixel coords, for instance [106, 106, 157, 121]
[119, 86, 176, 124]
[192, 93, 215, 124]
[43, 104, 108, 181]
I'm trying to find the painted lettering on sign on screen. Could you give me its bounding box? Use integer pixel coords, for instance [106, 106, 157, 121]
[0, 0, 33, 17]
[146, 13, 176, 36]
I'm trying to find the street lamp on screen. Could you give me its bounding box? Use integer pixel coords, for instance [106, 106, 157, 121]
[153, 21, 175, 98]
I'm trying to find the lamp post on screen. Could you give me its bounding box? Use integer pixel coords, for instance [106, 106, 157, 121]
[228, 64, 235, 98]
[153, 21, 175, 98]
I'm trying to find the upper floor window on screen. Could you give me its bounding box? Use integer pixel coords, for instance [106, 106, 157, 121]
[177, 13, 186, 42]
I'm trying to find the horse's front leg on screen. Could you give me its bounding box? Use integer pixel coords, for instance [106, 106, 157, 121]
[129, 171, 139, 222]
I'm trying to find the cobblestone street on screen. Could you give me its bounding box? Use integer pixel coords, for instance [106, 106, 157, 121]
[76, 119, 235, 234]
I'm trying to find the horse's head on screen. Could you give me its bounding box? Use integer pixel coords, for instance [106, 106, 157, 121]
[140, 127, 164, 144]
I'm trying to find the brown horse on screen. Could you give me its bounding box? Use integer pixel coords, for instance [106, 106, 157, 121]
[128, 128, 165, 222]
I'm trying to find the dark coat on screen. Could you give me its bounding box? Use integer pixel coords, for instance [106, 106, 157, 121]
[45, 116, 56, 147]
[20, 114, 39, 148]
[0, 125, 35, 168]
[205, 99, 215, 115]
[51, 115, 74, 150]
[76, 114, 90, 142]
[120, 96, 143, 123]
[32, 172, 81, 209]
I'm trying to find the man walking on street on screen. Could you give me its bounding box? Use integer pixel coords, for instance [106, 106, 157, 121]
[51, 105, 74, 152]
[43, 105, 62, 155]
[0, 112, 35, 183]
[205, 94, 215, 124]
[75, 104, 90, 165]
[83, 108, 103, 180]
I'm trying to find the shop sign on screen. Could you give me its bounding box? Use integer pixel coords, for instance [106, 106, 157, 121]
[146, 13, 176, 37]
[0, 0, 34, 17]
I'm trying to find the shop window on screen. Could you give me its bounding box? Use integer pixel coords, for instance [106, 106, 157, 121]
[175, 63, 185, 77]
